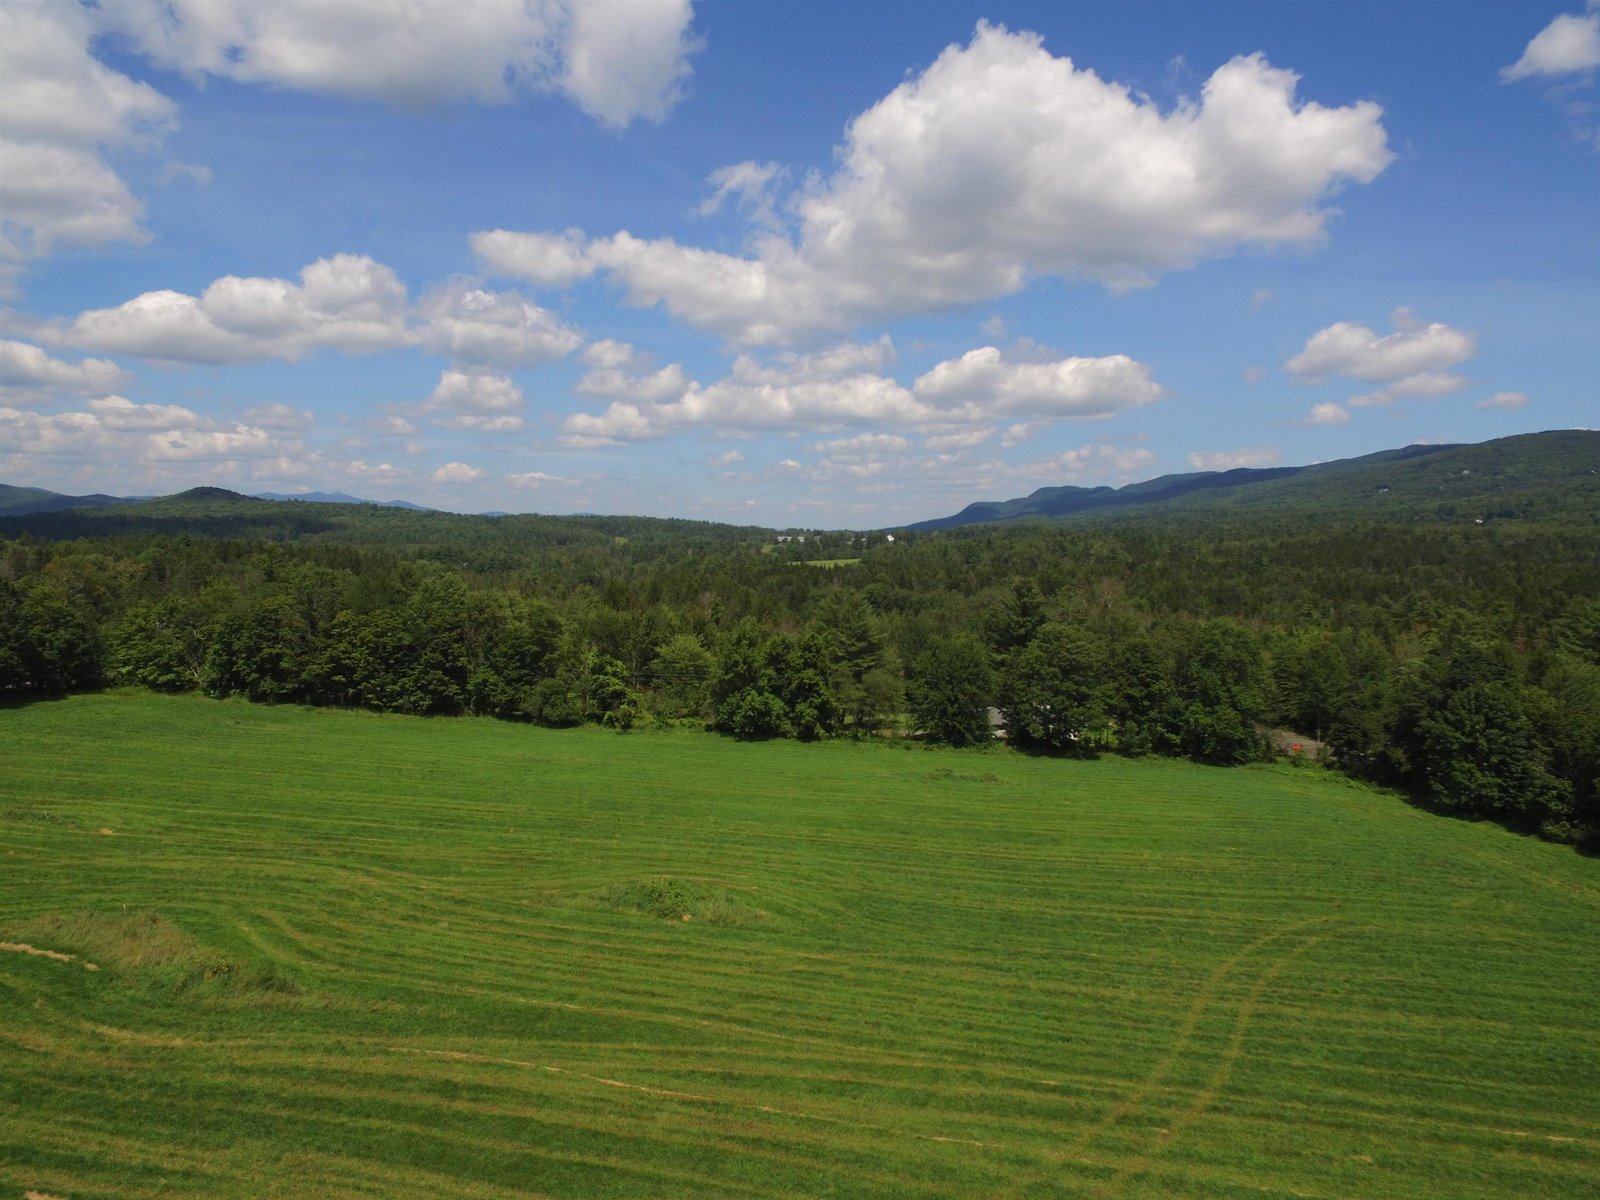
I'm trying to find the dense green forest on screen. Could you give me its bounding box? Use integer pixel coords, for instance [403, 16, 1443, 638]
[3, 434, 1598, 848]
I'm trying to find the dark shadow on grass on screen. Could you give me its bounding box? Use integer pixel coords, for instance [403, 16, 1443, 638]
[0, 687, 105, 711]
[1392, 785, 1597, 855]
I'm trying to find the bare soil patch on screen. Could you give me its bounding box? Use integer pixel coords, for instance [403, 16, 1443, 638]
[0, 940, 98, 970]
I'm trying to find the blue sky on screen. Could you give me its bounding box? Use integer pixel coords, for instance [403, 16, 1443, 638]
[2, 0, 1596, 526]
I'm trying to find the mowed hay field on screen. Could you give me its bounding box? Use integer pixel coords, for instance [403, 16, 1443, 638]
[2, 694, 1597, 1200]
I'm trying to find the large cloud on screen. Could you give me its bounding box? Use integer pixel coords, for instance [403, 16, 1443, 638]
[1300, 402, 1350, 427]
[425, 368, 526, 431]
[559, 339, 1162, 445]
[1287, 309, 1476, 409]
[0, 339, 130, 403]
[1501, 5, 1600, 146]
[94, 0, 699, 125]
[417, 282, 583, 368]
[38, 256, 579, 369]
[1502, 7, 1600, 81]
[0, 393, 429, 496]
[0, 0, 176, 288]
[1024, 443, 1157, 482]
[0, 0, 697, 290]
[471, 229, 596, 289]
[560, 0, 700, 126]
[1287, 319, 1474, 379]
[50, 254, 408, 363]
[484, 23, 1391, 344]
[912, 348, 1164, 420]
[432, 461, 485, 484]
[0, 397, 288, 465]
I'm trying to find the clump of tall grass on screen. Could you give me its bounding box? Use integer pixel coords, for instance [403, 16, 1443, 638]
[13, 910, 301, 996]
[594, 877, 767, 926]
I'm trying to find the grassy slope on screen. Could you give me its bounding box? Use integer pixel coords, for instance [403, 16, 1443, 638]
[2, 693, 1596, 1199]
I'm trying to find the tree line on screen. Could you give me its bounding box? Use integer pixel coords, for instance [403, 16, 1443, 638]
[3, 509, 1597, 847]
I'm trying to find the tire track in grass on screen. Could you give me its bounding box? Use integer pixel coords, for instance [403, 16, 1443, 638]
[1067, 919, 1330, 1149]
[1090, 927, 1330, 1198]
[1453, 843, 1600, 918]
[388, 1045, 1014, 1155]
[999, 918, 1335, 1197]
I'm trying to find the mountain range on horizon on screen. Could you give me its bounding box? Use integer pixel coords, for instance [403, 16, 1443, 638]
[906, 429, 1597, 530]
[0, 486, 431, 517]
[3, 429, 1595, 530]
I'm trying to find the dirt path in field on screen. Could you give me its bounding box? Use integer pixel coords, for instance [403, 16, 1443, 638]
[0, 941, 99, 970]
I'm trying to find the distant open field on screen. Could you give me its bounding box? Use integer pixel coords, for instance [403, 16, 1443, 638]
[2, 693, 1596, 1199]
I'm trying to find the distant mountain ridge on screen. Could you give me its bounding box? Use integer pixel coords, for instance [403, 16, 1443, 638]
[902, 431, 1598, 530]
[251, 491, 431, 511]
[0, 483, 430, 516]
[3, 430, 1595, 529]
[0, 484, 141, 516]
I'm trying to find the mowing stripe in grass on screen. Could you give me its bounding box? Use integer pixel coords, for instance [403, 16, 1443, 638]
[3, 692, 1596, 1199]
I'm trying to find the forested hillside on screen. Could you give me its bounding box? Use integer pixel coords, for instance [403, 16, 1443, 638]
[3, 431, 1598, 848]
[911, 430, 1600, 528]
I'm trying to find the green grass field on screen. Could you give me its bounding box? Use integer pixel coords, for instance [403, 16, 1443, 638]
[2, 692, 1596, 1199]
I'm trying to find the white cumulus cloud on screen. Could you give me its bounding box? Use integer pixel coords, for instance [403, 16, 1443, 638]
[558, 341, 1160, 446]
[0, 0, 176, 289]
[1288, 310, 1477, 410]
[471, 229, 597, 289]
[0, 396, 297, 468]
[50, 254, 411, 364]
[912, 347, 1163, 420]
[1348, 371, 1468, 407]
[697, 160, 785, 225]
[576, 342, 691, 404]
[1502, 8, 1600, 81]
[0, 339, 129, 402]
[426, 369, 525, 431]
[1301, 402, 1351, 427]
[1288, 310, 1477, 382]
[1021, 443, 1158, 482]
[810, 432, 910, 459]
[94, 0, 700, 125]
[729, 338, 898, 385]
[432, 461, 485, 484]
[89, 395, 206, 431]
[1000, 421, 1046, 449]
[1500, 6, 1600, 145]
[489, 23, 1391, 345]
[147, 424, 279, 461]
[39, 256, 585, 374]
[506, 470, 568, 488]
[560, 0, 700, 127]
[417, 282, 582, 368]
